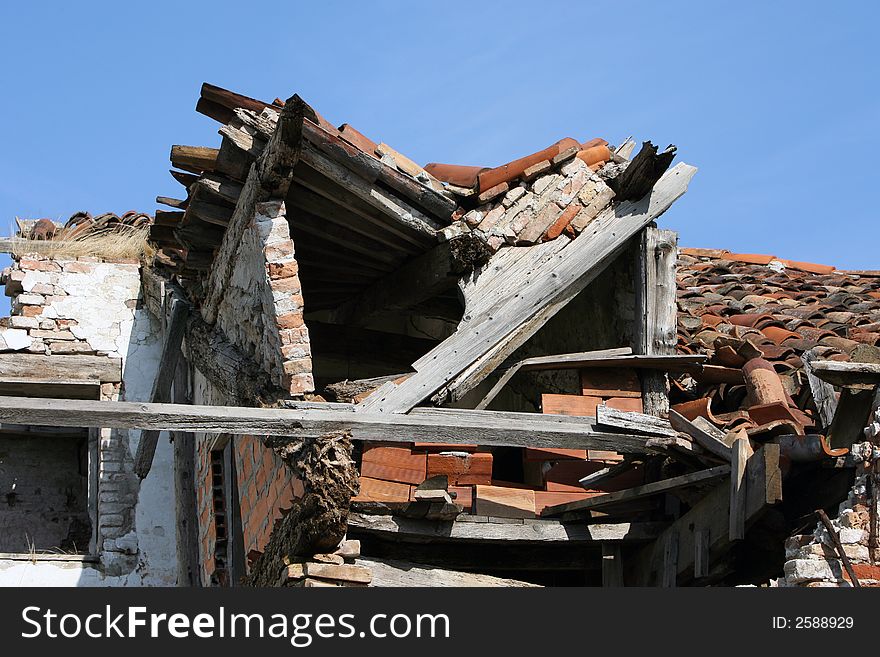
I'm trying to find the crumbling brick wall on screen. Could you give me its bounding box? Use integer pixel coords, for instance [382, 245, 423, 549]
[0, 254, 176, 585]
[214, 200, 314, 397]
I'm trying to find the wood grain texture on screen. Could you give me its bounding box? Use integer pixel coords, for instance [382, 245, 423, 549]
[0, 396, 651, 452]
[359, 163, 697, 413]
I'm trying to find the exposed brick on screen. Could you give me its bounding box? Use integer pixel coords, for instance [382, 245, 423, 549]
[276, 312, 305, 330]
[267, 260, 299, 280]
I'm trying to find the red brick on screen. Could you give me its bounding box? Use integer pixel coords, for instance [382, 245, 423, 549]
[267, 260, 299, 279]
[276, 312, 304, 330]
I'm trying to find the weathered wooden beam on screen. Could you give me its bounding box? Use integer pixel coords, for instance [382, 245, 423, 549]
[0, 396, 651, 453]
[327, 238, 487, 326]
[358, 163, 697, 414]
[133, 297, 191, 479]
[170, 145, 219, 174]
[542, 465, 730, 516]
[348, 512, 663, 543]
[0, 353, 121, 383]
[630, 444, 782, 586]
[810, 360, 880, 388]
[668, 409, 732, 462]
[171, 357, 200, 587]
[601, 544, 624, 587]
[202, 95, 317, 324]
[802, 349, 838, 427]
[729, 437, 751, 541]
[359, 557, 539, 587]
[635, 227, 678, 417]
[596, 404, 678, 438]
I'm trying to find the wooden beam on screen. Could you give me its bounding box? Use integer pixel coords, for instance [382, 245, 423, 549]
[0, 396, 653, 453]
[802, 349, 838, 427]
[348, 512, 664, 543]
[358, 163, 697, 413]
[201, 95, 317, 324]
[729, 437, 750, 541]
[635, 227, 678, 417]
[630, 444, 782, 586]
[809, 360, 880, 388]
[668, 409, 732, 462]
[359, 557, 539, 587]
[327, 239, 485, 325]
[0, 353, 121, 383]
[596, 404, 678, 438]
[171, 357, 200, 587]
[542, 465, 730, 516]
[601, 544, 624, 587]
[133, 297, 191, 479]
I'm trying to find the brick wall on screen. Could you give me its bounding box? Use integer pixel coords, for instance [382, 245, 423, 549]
[214, 200, 314, 397]
[195, 433, 304, 586]
[234, 436, 304, 560]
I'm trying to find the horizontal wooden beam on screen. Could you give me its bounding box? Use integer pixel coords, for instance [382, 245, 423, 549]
[0, 354, 121, 383]
[0, 396, 650, 453]
[542, 465, 730, 516]
[810, 360, 880, 388]
[348, 512, 664, 543]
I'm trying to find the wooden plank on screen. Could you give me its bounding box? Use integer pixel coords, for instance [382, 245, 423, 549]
[668, 409, 732, 462]
[0, 353, 121, 383]
[475, 485, 536, 519]
[359, 557, 539, 587]
[630, 444, 781, 586]
[475, 347, 633, 410]
[802, 349, 838, 427]
[0, 396, 652, 453]
[300, 142, 442, 239]
[541, 465, 730, 516]
[661, 531, 679, 588]
[347, 512, 664, 543]
[580, 367, 642, 398]
[358, 163, 698, 413]
[201, 95, 316, 324]
[729, 437, 750, 541]
[635, 227, 678, 416]
[170, 145, 219, 174]
[535, 491, 598, 515]
[542, 394, 643, 417]
[596, 404, 678, 438]
[601, 544, 624, 587]
[171, 357, 199, 587]
[809, 360, 880, 387]
[694, 528, 710, 579]
[133, 297, 191, 479]
[0, 379, 99, 400]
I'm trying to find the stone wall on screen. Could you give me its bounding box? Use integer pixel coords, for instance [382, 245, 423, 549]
[0, 254, 177, 586]
[214, 200, 314, 397]
[781, 440, 880, 587]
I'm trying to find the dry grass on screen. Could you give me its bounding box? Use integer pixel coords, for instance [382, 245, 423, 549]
[9, 225, 155, 262]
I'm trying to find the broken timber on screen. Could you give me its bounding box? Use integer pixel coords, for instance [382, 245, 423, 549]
[357, 162, 697, 413]
[133, 296, 191, 479]
[0, 396, 651, 453]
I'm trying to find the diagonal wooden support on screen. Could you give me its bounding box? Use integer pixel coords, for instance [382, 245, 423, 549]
[133, 297, 191, 479]
[358, 163, 697, 414]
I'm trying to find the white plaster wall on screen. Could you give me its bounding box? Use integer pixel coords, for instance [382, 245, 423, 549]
[0, 261, 178, 587]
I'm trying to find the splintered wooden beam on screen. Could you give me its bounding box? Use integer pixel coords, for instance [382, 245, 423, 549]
[596, 404, 678, 438]
[358, 162, 697, 414]
[630, 444, 782, 586]
[170, 145, 219, 174]
[133, 297, 191, 479]
[541, 465, 730, 517]
[0, 396, 650, 453]
[668, 409, 732, 462]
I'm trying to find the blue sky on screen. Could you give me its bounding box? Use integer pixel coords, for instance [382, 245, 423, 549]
[1, 1, 877, 300]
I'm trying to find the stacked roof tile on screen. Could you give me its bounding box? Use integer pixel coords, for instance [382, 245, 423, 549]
[674, 247, 880, 439]
[16, 211, 152, 241]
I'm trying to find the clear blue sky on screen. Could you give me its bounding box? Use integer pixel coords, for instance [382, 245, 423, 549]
[1, 1, 877, 296]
